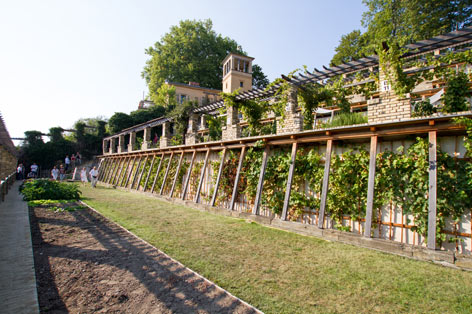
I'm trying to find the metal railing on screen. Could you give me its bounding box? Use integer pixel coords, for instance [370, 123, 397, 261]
[1, 171, 16, 202]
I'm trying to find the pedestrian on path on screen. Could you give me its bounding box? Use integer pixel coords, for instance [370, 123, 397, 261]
[59, 165, 65, 181]
[65, 155, 70, 171]
[16, 164, 24, 180]
[89, 166, 99, 188]
[51, 166, 59, 180]
[80, 168, 88, 186]
[30, 163, 38, 178]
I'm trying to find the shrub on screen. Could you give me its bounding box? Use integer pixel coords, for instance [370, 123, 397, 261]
[320, 112, 368, 128]
[19, 179, 81, 201]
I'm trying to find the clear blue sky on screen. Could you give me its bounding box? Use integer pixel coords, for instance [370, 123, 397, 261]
[0, 0, 365, 141]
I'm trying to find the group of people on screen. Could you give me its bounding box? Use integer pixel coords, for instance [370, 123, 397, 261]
[64, 152, 81, 171]
[16, 163, 39, 180]
[51, 166, 98, 187]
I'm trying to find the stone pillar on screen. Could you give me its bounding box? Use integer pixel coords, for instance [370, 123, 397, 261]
[103, 139, 109, 155]
[222, 105, 241, 140]
[367, 64, 411, 123]
[276, 87, 303, 134]
[199, 115, 207, 130]
[109, 138, 116, 154]
[185, 113, 199, 145]
[118, 134, 126, 153]
[160, 122, 171, 148]
[128, 132, 136, 152]
[141, 127, 151, 150]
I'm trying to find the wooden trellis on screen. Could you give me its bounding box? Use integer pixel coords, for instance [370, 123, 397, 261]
[97, 115, 471, 253]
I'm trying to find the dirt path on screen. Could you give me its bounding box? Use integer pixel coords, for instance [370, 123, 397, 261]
[30, 205, 258, 313]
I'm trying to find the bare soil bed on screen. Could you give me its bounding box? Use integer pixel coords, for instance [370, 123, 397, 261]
[29, 204, 257, 313]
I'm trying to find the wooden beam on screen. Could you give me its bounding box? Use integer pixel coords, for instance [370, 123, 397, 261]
[281, 142, 298, 220]
[253, 145, 270, 215]
[101, 158, 112, 183]
[130, 156, 143, 189]
[98, 158, 109, 181]
[113, 157, 126, 186]
[143, 155, 156, 192]
[428, 130, 437, 250]
[106, 158, 118, 184]
[195, 149, 210, 203]
[124, 157, 137, 188]
[318, 139, 333, 229]
[211, 148, 227, 206]
[97, 159, 105, 180]
[150, 153, 165, 193]
[119, 157, 132, 187]
[170, 152, 185, 198]
[136, 156, 149, 190]
[229, 146, 247, 211]
[364, 135, 378, 237]
[160, 152, 174, 195]
[181, 150, 196, 200]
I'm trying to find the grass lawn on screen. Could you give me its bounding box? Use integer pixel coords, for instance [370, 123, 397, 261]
[80, 184, 472, 314]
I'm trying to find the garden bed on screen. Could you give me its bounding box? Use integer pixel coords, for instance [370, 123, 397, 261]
[29, 202, 257, 313]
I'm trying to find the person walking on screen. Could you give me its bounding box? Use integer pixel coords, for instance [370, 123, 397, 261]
[80, 167, 88, 186]
[65, 155, 70, 171]
[71, 154, 76, 168]
[76, 152, 82, 165]
[30, 163, 39, 178]
[51, 166, 59, 180]
[59, 165, 66, 181]
[89, 166, 99, 188]
[17, 164, 24, 180]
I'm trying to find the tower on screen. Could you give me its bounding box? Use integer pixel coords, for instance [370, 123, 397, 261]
[222, 53, 254, 93]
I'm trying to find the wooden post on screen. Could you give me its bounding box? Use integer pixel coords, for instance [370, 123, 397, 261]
[143, 155, 156, 192]
[119, 157, 132, 187]
[130, 156, 143, 189]
[101, 158, 112, 182]
[98, 158, 109, 181]
[318, 139, 333, 229]
[150, 154, 164, 193]
[106, 158, 118, 184]
[210, 148, 227, 206]
[253, 145, 270, 215]
[160, 152, 174, 195]
[428, 130, 437, 250]
[124, 157, 137, 188]
[195, 149, 210, 203]
[229, 146, 246, 211]
[181, 150, 196, 200]
[170, 152, 184, 198]
[281, 142, 298, 220]
[136, 156, 149, 190]
[364, 135, 378, 237]
[113, 158, 126, 186]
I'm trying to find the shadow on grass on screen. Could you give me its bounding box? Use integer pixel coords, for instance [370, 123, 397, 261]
[30, 205, 256, 313]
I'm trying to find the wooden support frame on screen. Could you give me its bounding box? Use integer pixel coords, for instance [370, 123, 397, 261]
[195, 149, 210, 203]
[98, 158, 109, 181]
[364, 135, 378, 237]
[281, 142, 298, 220]
[253, 145, 270, 215]
[181, 150, 196, 200]
[143, 155, 156, 192]
[97, 159, 105, 179]
[318, 139, 333, 229]
[229, 146, 246, 211]
[136, 156, 149, 190]
[211, 148, 227, 207]
[119, 157, 132, 187]
[113, 158, 126, 186]
[428, 130, 437, 250]
[106, 158, 119, 184]
[101, 158, 112, 183]
[160, 152, 174, 195]
[124, 157, 137, 188]
[130, 156, 143, 189]
[150, 153, 164, 193]
[170, 152, 185, 198]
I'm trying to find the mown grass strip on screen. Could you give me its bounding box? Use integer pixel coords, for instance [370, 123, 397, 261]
[80, 185, 472, 314]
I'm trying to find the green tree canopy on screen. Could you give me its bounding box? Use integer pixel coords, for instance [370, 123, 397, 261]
[330, 0, 472, 65]
[142, 19, 268, 104]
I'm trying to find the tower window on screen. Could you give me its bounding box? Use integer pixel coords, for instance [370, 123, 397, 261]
[240, 81, 244, 87]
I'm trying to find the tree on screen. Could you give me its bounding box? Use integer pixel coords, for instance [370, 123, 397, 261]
[252, 64, 269, 89]
[142, 19, 268, 101]
[330, 0, 472, 65]
[108, 112, 135, 134]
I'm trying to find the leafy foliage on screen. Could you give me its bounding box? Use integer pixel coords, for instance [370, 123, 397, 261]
[319, 112, 368, 128]
[20, 179, 81, 201]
